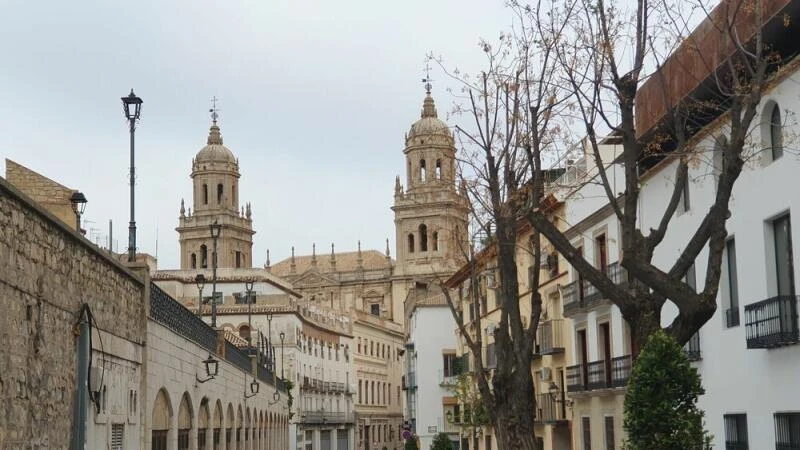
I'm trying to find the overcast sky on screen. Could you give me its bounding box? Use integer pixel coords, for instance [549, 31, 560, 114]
[1, 0, 513, 269]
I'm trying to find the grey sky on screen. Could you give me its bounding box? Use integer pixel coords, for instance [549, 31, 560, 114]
[2, 0, 512, 269]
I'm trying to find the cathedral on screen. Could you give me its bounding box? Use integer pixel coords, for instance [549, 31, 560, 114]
[161, 87, 469, 450]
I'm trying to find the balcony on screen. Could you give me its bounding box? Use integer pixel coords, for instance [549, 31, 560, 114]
[563, 262, 627, 317]
[439, 370, 459, 387]
[535, 393, 568, 424]
[402, 372, 417, 390]
[567, 355, 632, 393]
[684, 332, 701, 361]
[745, 295, 799, 349]
[300, 411, 355, 425]
[536, 319, 565, 356]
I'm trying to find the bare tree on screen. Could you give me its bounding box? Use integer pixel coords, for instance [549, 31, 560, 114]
[433, 2, 579, 449]
[523, 0, 785, 349]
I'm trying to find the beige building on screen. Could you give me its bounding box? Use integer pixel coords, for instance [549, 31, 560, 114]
[270, 246, 406, 450]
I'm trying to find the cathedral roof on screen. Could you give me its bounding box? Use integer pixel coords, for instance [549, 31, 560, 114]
[271, 249, 392, 276]
[195, 122, 237, 164]
[407, 94, 452, 140]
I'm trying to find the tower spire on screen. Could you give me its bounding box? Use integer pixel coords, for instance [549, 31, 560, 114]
[422, 58, 434, 95]
[210, 96, 220, 125]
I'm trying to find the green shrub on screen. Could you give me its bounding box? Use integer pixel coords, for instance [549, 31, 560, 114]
[430, 433, 454, 450]
[404, 435, 419, 450]
[623, 330, 711, 450]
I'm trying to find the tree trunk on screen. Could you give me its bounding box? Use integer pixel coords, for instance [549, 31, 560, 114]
[625, 305, 662, 358]
[492, 369, 538, 450]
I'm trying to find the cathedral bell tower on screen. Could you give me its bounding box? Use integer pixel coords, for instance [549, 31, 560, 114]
[392, 87, 470, 282]
[176, 108, 255, 269]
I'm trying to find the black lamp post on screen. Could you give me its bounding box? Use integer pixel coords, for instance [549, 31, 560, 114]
[210, 220, 221, 327]
[195, 274, 206, 318]
[196, 354, 219, 383]
[244, 279, 255, 349]
[279, 331, 286, 380]
[69, 191, 88, 232]
[121, 89, 143, 262]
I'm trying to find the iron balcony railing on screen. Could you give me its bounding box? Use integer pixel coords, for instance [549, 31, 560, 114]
[150, 283, 217, 352]
[567, 355, 632, 393]
[684, 332, 701, 361]
[744, 295, 799, 349]
[566, 364, 584, 393]
[563, 262, 627, 316]
[536, 319, 565, 355]
[300, 411, 355, 424]
[535, 393, 568, 423]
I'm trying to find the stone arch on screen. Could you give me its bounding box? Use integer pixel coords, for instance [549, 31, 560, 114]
[151, 388, 173, 447]
[200, 244, 208, 268]
[213, 400, 223, 447]
[177, 392, 193, 449]
[198, 398, 210, 450]
[419, 223, 428, 251]
[226, 403, 235, 447]
[236, 404, 244, 446]
[191, 253, 197, 269]
[245, 407, 251, 446]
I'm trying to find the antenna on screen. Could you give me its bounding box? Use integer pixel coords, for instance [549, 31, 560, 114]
[422, 58, 434, 95]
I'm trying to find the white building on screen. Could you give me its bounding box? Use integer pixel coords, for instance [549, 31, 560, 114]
[403, 286, 460, 450]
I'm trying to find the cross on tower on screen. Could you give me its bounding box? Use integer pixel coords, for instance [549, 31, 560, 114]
[209, 96, 220, 124]
[422, 59, 433, 95]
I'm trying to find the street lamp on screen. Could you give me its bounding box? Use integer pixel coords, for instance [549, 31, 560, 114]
[548, 382, 573, 407]
[279, 331, 286, 380]
[210, 220, 221, 327]
[244, 279, 255, 350]
[196, 354, 219, 383]
[69, 191, 88, 232]
[195, 274, 206, 318]
[121, 89, 143, 262]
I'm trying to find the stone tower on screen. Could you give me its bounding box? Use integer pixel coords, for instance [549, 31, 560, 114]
[176, 115, 255, 269]
[391, 90, 470, 317]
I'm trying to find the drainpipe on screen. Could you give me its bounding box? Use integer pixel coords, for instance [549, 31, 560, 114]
[71, 318, 89, 450]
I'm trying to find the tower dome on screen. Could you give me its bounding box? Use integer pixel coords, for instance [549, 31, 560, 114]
[195, 122, 236, 164]
[407, 94, 452, 141]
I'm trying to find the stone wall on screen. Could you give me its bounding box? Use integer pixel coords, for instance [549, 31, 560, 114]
[0, 176, 146, 448]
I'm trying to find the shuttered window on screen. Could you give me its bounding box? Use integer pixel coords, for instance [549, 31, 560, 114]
[605, 416, 615, 450]
[583, 417, 592, 450]
[111, 423, 124, 450]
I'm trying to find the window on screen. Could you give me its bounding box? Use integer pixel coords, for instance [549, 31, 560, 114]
[770, 104, 783, 161]
[152, 430, 168, 450]
[235, 251, 242, 268]
[358, 380, 363, 403]
[370, 303, 380, 316]
[432, 231, 439, 251]
[724, 414, 748, 450]
[408, 234, 415, 253]
[190, 253, 197, 269]
[203, 184, 208, 204]
[419, 224, 428, 251]
[420, 159, 427, 181]
[773, 215, 795, 296]
[217, 183, 223, 204]
[582, 417, 592, 450]
[595, 234, 608, 272]
[725, 239, 740, 327]
[111, 424, 124, 450]
[774, 413, 800, 449]
[200, 245, 208, 269]
[435, 159, 442, 180]
[178, 428, 190, 450]
[604, 416, 615, 450]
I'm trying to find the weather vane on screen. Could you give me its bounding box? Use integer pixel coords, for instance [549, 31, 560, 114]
[422, 59, 434, 95]
[209, 96, 220, 124]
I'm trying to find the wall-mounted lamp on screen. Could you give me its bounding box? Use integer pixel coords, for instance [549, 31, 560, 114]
[196, 354, 219, 383]
[69, 191, 88, 232]
[244, 378, 260, 399]
[548, 381, 573, 407]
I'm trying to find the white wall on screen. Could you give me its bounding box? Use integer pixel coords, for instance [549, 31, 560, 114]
[639, 70, 800, 449]
[408, 306, 458, 449]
